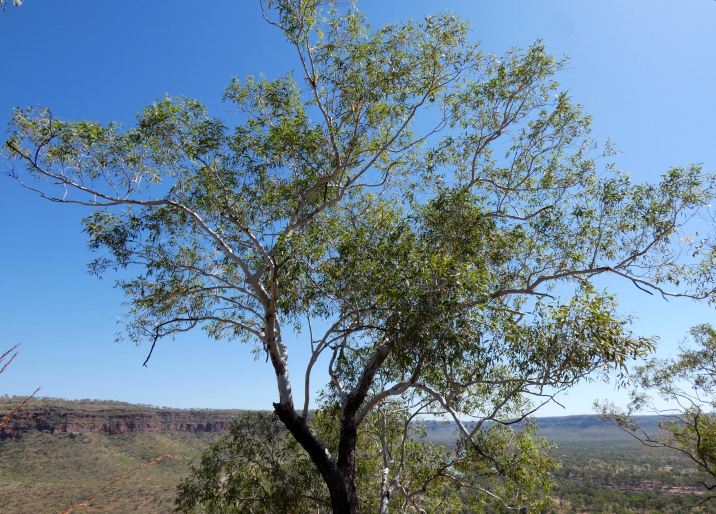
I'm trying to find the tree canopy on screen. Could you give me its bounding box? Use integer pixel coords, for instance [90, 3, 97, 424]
[4, 0, 716, 511]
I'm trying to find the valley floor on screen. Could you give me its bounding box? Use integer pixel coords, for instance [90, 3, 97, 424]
[1, 400, 714, 513]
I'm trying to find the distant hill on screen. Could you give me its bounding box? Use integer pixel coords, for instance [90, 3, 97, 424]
[423, 414, 665, 446]
[0, 397, 708, 513]
[0, 396, 664, 443]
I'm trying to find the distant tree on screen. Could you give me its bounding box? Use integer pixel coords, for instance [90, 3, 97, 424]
[600, 325, 716, 502]
[4, 0, 715, 511]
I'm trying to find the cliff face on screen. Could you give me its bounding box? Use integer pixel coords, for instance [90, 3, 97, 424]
[0, 399, 241, 438]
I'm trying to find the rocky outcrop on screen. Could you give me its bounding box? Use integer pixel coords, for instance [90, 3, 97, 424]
[0, 401, 239, 439]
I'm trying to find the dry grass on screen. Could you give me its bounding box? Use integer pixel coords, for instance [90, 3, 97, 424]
[0, 429, 221, 513]
[59, 454, 179, 514]
[1, 348, 190, 513]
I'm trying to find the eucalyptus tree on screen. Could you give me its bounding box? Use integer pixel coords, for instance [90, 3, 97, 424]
[600, 324, 716, 502]
[4, 0, 716, 512]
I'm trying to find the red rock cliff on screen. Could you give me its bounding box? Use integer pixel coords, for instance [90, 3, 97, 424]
[0, 400, 240, 438]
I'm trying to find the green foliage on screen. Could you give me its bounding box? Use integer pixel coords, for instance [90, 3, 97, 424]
[4, 0, 716, 511]
[453, 422, 555, 513]
[176, 412, 325, 513]
[175, 406, 553, 513]
[600, 325, 716, 501]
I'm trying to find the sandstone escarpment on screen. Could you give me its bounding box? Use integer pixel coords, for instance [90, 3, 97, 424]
[0, 398, 241, 438]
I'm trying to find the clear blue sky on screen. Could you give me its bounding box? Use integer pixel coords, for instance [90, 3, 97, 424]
[1, 0, 714, 415]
